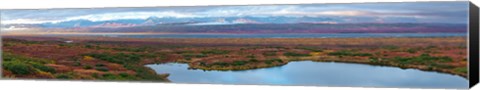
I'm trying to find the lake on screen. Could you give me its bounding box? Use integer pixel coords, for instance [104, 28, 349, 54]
[146, 61, 468, 89]
[44, 33, 465, 38]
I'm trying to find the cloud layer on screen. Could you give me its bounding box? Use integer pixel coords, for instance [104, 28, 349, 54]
[0, 1, 469, 24]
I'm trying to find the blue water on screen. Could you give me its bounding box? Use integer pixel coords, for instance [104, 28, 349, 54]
[146, 61, 468, 89]
[46, 33, 465, 38]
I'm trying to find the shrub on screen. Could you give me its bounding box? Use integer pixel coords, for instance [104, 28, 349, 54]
[406, 48, 417, 53]
[199, 62, 207, 66]
[262, 52, 277, 56]
[369, 57, 380, 63]
[296, 47, 323, 52]
[119, 73, 130, 77]
[327, 50, 372, 57]
[264, 58, 283, 64]
[55, 73, 73, 79]
[73, 61, 81, 66]
[83, 65, 93, 69]
[382, 45, 399, 50]
[182, 53, 207, 58]
[392, 53, 454, 65]
[284, 52, 311, 57]
[95, 67, 109, 72]
[83, 56, 95, 61]
[233, 61, 248, 66]
[101, 73, 117, 80]
[246, 54, 256, 58]
[112, 47, 149, 52]
[32, 63, 56, 73]
[95, 63, 105, 67]
[454, 67, 468, 73]
[264, 61, 273, 64]
[2, 53, 56, 75]
[201, 49, 230, 55]
[3, 61, 34, 75]
[84, 53, 142, 64]
[249, 58, 259, 62]
[85, 44, 94, 49]
[211, 62, 230, 67]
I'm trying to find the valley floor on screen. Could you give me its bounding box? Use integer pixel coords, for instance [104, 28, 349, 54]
[1, 35, 469, 81]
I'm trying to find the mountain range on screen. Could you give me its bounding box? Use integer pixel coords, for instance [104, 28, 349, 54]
[1, 16, 467, 34]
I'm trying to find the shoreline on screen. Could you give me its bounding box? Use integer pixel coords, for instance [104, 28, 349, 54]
[175, 57, 468, 79]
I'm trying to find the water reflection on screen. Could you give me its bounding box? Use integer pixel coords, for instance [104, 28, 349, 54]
[146, 61, 468, 89]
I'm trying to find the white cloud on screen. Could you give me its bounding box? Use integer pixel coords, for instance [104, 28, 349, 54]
[63, 11, 199, 22]
[0, 4, 459, 25]
[1, 19, 64, 24]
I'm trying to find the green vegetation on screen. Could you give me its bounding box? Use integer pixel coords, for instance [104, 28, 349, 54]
[182, 53, 207, 60]
[83, 65, 93, 69]
[454, 67, 468, 73]
[262, 51, 277, 56]
[112, 47, 150, 52]
[246, 54, 256, 58]
[211, 62, 230, 67]
[382, 45, 399, 50]
[264, 58, 283, 64]
[83, 52, 166, 81]
[3, 60, 34, 75]
[283, 52, 311, 57]
[201, 49, 230, 55]
[95, 67, 109, 72]
[99, 73, 136, 80]
[84, 53, 142, 64]
[368, 57, 383, 63]
[233, 61, 248, 66]
[2, 37, 468, 80]
[406, 48, 418, 53]
[296, 47, 323, 52]
[2, 53, 55, 75]
[328, 50, 372, 57]
[249, 58, 259, 62]
[58, 43, 75, 47]
[55, 73, 74, 79]
[32, 63, 56, 73]
[175, 50, 194, 54]
[392, 53, 453, 65]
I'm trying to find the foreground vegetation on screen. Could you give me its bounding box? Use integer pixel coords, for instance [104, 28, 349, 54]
[2, 36, 468, 81]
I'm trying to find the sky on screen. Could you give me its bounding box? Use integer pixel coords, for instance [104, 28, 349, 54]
[0, 1, 469, 25]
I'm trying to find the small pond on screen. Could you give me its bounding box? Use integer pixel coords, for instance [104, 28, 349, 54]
[146, 61, 468, 89]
